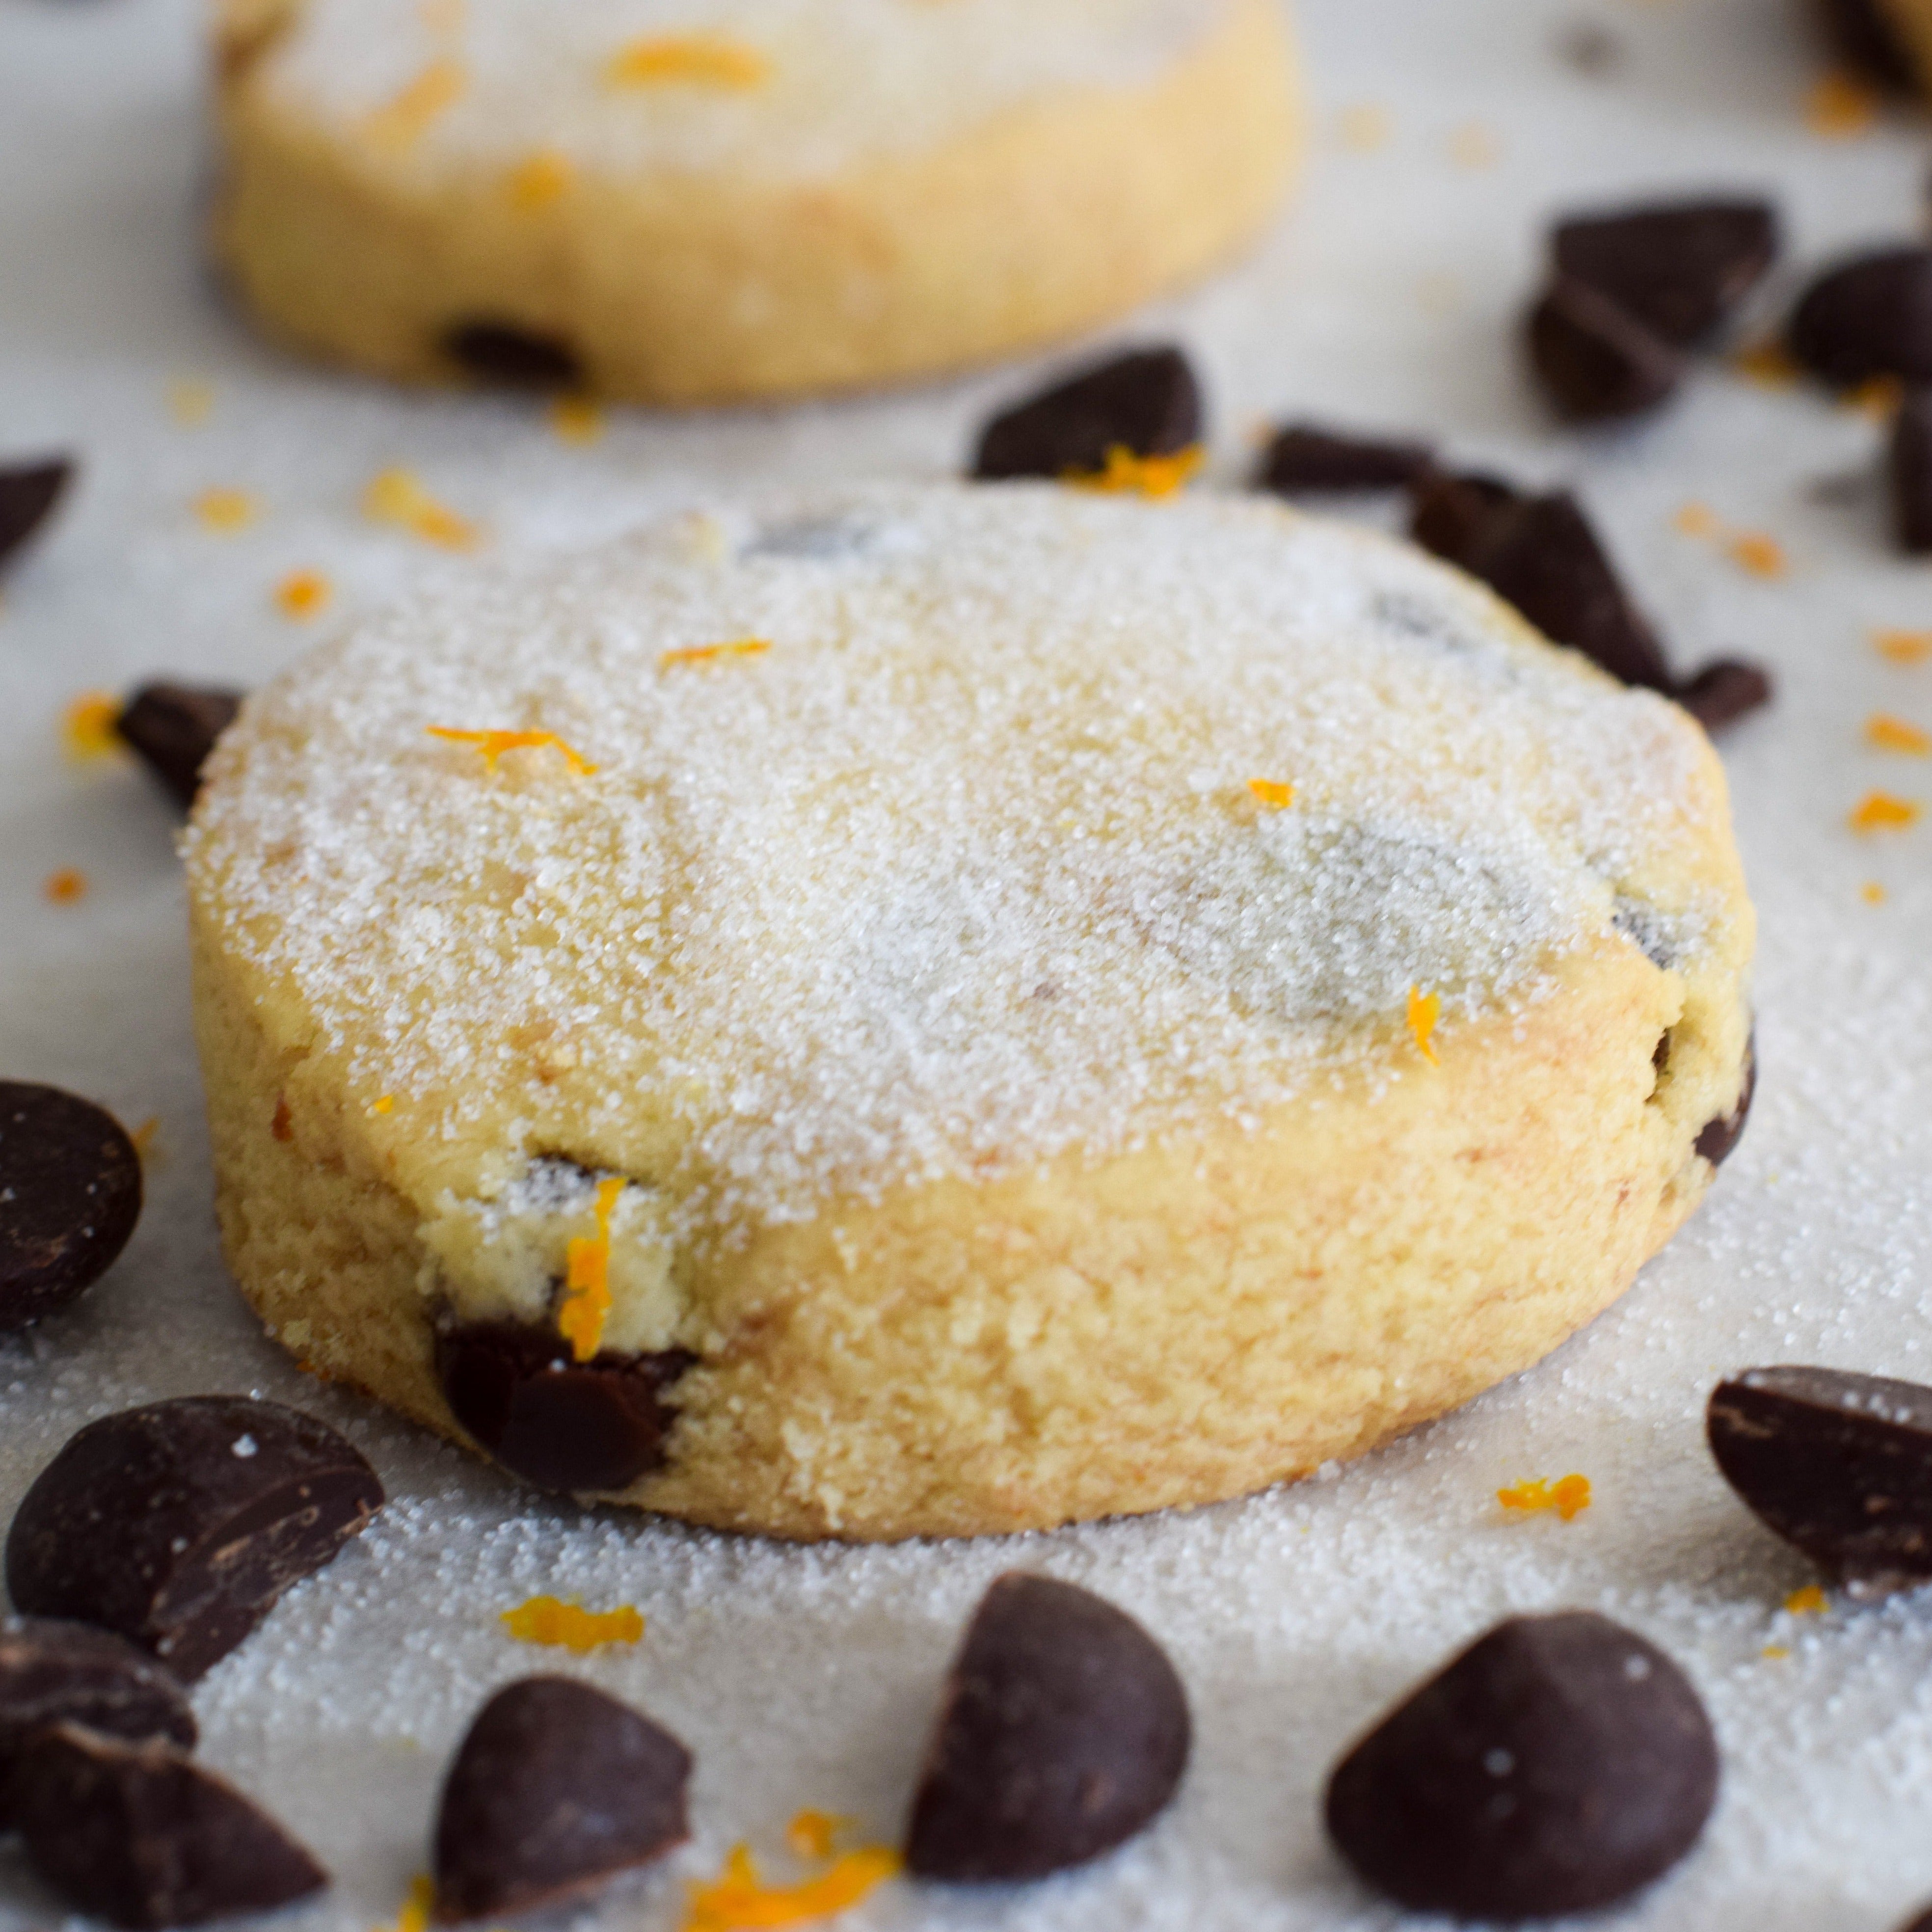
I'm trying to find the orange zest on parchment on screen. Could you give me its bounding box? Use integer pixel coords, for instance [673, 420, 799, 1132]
[62, 691, 123, 763]
[500, 1595, 644, 1652]
[1805, 68, 1880, 139]
[683, 1841, 901, 1931]
[559, 1176, 624, 1361]
[194, 487, 258, 533]
[425, 727, 598, 776]
[1784, 1584, 1828, 1615]
[1247, 778, 1295, 810]
[660, 638, 772, 671]
[1850, 790, 1923, 833]
[167, 377, 215, 427]
[606, 35, 770, 89]
[276, 569, 332, 620]
[784, 1812, 852, 1863]
[1406, 985, 1441, 1066]
[1863, 881, 1888, 905]
[1498, 1474, 1592, 1522]
[1874, 628, 1932, 665]
[43, 868, 88, 906]
[374, 1873, 433, 1932]
[550, 395, 604, 446]
[1065, 443, 1204, 499]
[1726, 531, 1786, 578]
[365, 59, 467, 149]
[1731, 339, 1800, 388]
[363, 467, 480, 550]
[1867, 713, 1931, 755]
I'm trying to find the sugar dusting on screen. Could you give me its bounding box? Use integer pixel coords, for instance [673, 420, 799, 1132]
[186, 483, 1709, 1228]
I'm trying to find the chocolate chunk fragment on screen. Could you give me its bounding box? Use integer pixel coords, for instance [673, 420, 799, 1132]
[0, 458, 72, 574]
[0, 1619, 196, 1826]
[1708, 1365, 1932, 1597]
[17, 1724, 325, 1929]
[1694, 1033, 1755, 1166]
[1325, 1611, 1718, 1919]
[972, 347, 1202, 482]
[1553, 201, 1779, 348]
[436, 1321, 694, 1494]
[0, 1081, 142, 1332]
[1897, 1906, 1932, 1932]
[5, 1396, 384, 1681]
[1255, 423, 1435, 496]
[1813, 0, 1922, 90]
[1789, 249, 1932, 388]
[115, 684, 244, 810]
[432, 1677, 691, 1922]
[1675, 658, 1773, 730]
[442, 322, 583, 390]
[905, 1573, 1190, 1881]
[1889, 386, 1932, 552]
[1408, 469, 1524, 569]
[1527, 275, 1686, 420]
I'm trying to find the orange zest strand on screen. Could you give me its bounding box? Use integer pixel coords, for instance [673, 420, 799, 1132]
[1805, 68, 1879, 139]
[1406, 984, 1441, 1065]
[425, 727, 598, 776]
[606, 35, 771, 89]
[1763, 1643, 1791, 1660]
[1867, 713, 1931, 755]
[683, 1843, 901, 1931]
[1784, 1584, 1828, 1615]
[1874, 627, 1932, 665]
[194, 487, 257, 533]
[367, 1095, 395, 1117]
[1850, 790, 1923, 833]
[1863, 881, 1888, 906]
[275, 569, 332, 620]
[62, 691, 123, 763]
[559, 1176, 624, 1362]
[660, 637, 772, 671]
[500, 1595, 644, 1652]
[1726, 531, 1786, 578]
[363, 467, 481, 550]
[784, 1812, 851, 1863]
[130, 1116, 161, 1161]
[1845, 375, 1904, 419]
[43, 868, 88, 905]
[167, 377, 215, 427]
[508, 150, 573, 209]
[375, 1873, 434, 1932]
[1672, 501, 1719, 538]
[1498, 1474, 1592, 1522]
[1731, 339, 1800, 388]
[1064, 443, 1204, 499]
[1247, 778, 1295, 810]
[550, 395, 604, 445]
[365, 59, 467, 149]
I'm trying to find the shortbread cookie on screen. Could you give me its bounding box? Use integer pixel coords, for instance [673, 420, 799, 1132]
[210, 0, 1300, 404]
[184, 483, 1754, 1541]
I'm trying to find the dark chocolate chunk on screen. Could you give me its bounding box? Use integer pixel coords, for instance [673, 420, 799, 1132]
[1527, 275, 1686, 420]
[1675, 658, 1773, 730]
[442, 322, 583, 390]
[1407, 469, 1524, 570]
[432, 1677, 691, 1922]
[5, 1396, 384, 1680]
[1255, 423, 1435, 496]
[115, 684, 244, 810]
[436, 1321, 693, 1494]
[0, 1619, 196, 1826]
[1325, 1610, 1718, 1920]
[905, 1572, 1190, 1882]
[1889, 386, 1932, 552]
[0, 1081, 142, 1333]
[1708, 1366, 1932, 1597]
[1694, 1033, 1755, 1167]
[1813, 0, 1921, 90]
[1552, 200, 1779, 348]
[1897, 1906, 1932, 1932]
[972, 347, 1202, 482]
[0, 458, 72, 574]
[17, 1724, 325, 1929]
[1789, 248, 1932, 388]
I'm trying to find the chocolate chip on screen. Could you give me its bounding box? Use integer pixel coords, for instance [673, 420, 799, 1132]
[1325, 1611, 1718, 1919]
[5, 1396, 384, 1681]
[1407, 469, 1524, 570]
[1527, 275, 1686, 420]
[17, 1724, 326, 1929]
[1255, 423, 1435, 496]
[0, 1081, 142, 1333]
[1694, 1033, 1755, 1166]
[1708, 1366, 1932, 1597]
[1789, 248, 1932, 388]
[0, 1619, 195, 1826]
[0, 458, 73, 574]
[115, 684, 244, 810]
[972, 348, 1202, 482]
[435, 1322, 694, 1494]
[905, 1573, 1190, 1881]
[1889, 386, 1932, 552]
[1675, 658, 1773, 730]
[1813, 0, 1922, 90]
[432, 1677, 691, 1921]
[1552, 201, 1779, 348]
[442, 322, 583, 390]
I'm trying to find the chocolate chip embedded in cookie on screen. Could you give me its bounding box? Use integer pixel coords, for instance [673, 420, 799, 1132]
[441, 321, 583, 391]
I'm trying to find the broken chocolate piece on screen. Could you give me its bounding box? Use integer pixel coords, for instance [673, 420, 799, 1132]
[1675, 658, 1773, 730]
[1255, 423, 1435, 496]
[436, 1321, 693, 1494]
[1814, 0, 1922, 90]
[1708, 1366, 1932, 1597]
[115, 684, 244, 810]
[1897, 1906, 1932, 1932]
[905, 1572, 1190, 1881]
[0, 1081, 142, 1333]
[1694, 1034, 1755, 1167]
[972, 347, 1202, 482]
[17, 1724, 325, 1929]
[0, 458, 72, 574]
[1553, 200, 1779, 348]
[432, 1677, 691, 1922]
[1789, 248, 1932, 388]
[442, 322, 583, 390]
[1527, 275, 1686, 420]
[5, 1396, 385, 1680]
[0, 1619, 196, 1826]
[1325, 1611, 1718, 1919]
[1408, 469, 1524, 570]
[1890, 386, 1932, 552]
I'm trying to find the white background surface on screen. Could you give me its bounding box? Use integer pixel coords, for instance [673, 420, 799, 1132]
[2, 0, 1931, 1927]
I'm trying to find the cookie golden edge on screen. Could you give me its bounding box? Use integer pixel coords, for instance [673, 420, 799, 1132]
[206, 0, 1302, 406]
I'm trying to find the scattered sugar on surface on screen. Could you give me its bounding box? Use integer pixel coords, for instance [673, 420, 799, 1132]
[187, 484, 1709, 1229]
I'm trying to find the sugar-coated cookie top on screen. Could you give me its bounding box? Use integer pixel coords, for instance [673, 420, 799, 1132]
[187, 484, 1725, 1228]
[247, 0, 1229, 180]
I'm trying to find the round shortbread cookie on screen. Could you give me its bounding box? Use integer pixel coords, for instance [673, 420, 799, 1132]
[209, 0, 1301, 404]
[184, 483, 1754, 1541]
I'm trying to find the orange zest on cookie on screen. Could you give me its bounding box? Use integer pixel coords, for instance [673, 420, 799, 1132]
[363, 467, 481, 550]
[605, 35, 770, 89]
[507, 149, 574, 210]
[1498, 1474, 1592, 1522]
[683, 1841, 901, 1931]
[1247, 778, 1295, 810]
[367, 1095, 395, 1116]
[62, 691, 123, 763]
[1850, 790, 1923, 833]
[425, 727, 598, 775]
[1863, 881, 1888, 905]
[1866, 713, 1931, 755]
[1065, 443, 1204, 499]
[1406, 984, 1441, 1065]
[365, 59, 467, 149]
[559, 1176, 624, 1362]
[1783, 1584, 1827, 1615]
[660, 638, 772, 671]
[276, 569, 332, 620]
[500, 1595, 644, 1652]
[43, 868, 88, 906]
[1874, 627, 1932, 664]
